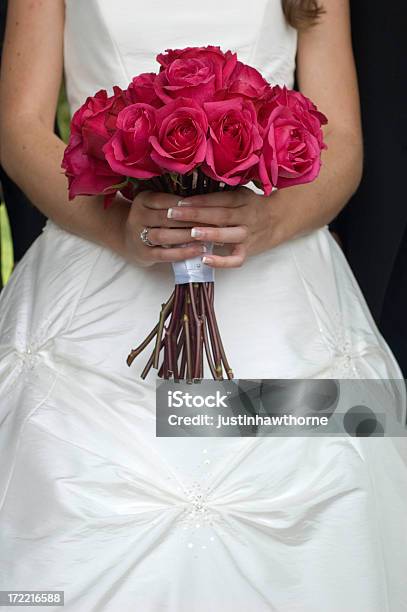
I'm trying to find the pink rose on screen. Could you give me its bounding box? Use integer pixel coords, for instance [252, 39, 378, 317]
[226, 61, 270, 102]
[260, 86, 328, 148]
[202, 97, 263, 185]
[258, 96, 327, 195]
[150, 98, 208, 174]
[103, 103, 160, 179]
[155, 46, 237, 102]
[61, 89, 124, 200]
[75, 88, 126, 157]
[154, 58, 217, 104]
[104, 86, 130, 134]
[126, 73, 162, 108]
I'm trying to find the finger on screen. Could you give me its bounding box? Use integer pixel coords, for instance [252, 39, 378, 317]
[148, 243, 206, 263]
[166, 206, 243, 227]
[177, 187, 249, 208]
[141, 208, 197, 229]
[190, 225, 248, 244]
[147, 227, 194, 246]
[135, 190, 181, 210]
[201, 243, 247, 269]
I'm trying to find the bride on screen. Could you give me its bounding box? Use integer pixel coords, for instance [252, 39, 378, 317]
[0, 1, 406, 610]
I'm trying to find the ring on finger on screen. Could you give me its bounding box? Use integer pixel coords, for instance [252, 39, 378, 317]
[139, 227, 156, 247]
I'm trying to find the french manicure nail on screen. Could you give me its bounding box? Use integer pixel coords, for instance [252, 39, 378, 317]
[191, 228, 203, 238]
[167, 208, 181, 219]
[202, 256, 212, 264]
[177, 200, 192, 207]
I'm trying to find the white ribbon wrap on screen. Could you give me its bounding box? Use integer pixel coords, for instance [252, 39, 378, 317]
[171, 242, 215, 285]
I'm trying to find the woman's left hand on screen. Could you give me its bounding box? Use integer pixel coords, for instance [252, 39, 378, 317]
[164, 187, 275, 269]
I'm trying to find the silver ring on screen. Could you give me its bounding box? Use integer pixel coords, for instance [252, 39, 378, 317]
[140, 227, 155, 247]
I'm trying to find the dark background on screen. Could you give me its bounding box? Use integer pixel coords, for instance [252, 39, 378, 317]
[332, 0, 407, 373]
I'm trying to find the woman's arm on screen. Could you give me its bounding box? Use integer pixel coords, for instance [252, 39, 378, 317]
[0, 0, 126, 255]
[0, 0, 203, 266]
[269, 0, 363, 245]
[166, 0, 363, 267]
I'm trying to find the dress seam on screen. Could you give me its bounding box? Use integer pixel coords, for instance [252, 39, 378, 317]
[25, 418, 188, 497]
[288, 232, 333, 359]
[0, 370, 60, 514]
[64, 239, 105, 331]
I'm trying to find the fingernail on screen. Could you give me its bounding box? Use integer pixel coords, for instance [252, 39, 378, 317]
[202, 256, 213, 265]
[177, 200, 192, 207]
[191, 228, 203, 238]
[167, 208, 181, 219]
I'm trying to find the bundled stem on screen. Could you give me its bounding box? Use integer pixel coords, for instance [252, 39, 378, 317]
[127, 168, 235, 381]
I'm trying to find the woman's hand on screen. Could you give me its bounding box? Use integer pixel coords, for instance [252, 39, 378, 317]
[120, 191, 207, 267]
[120, 187, 275, 269]
[165, 187, 275, 268]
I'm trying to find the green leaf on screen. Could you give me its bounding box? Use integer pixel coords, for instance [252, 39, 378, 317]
[102, 179, 129, 194]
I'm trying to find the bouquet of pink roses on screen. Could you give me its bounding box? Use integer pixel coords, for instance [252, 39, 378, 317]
[62, 45, 327, 381]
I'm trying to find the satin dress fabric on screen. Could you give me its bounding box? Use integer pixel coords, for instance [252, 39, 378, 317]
[0, 1, 407, 610]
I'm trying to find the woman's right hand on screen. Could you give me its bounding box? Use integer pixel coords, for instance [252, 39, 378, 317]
[120, 190, 206, 267]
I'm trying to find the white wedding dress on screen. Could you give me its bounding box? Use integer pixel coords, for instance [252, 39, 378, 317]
[1, 1, 407, 610]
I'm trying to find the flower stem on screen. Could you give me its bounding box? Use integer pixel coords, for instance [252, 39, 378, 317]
[127, 169, 237, 382]
[127, 322, 159, 367]
[153, 292, 175, 369]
